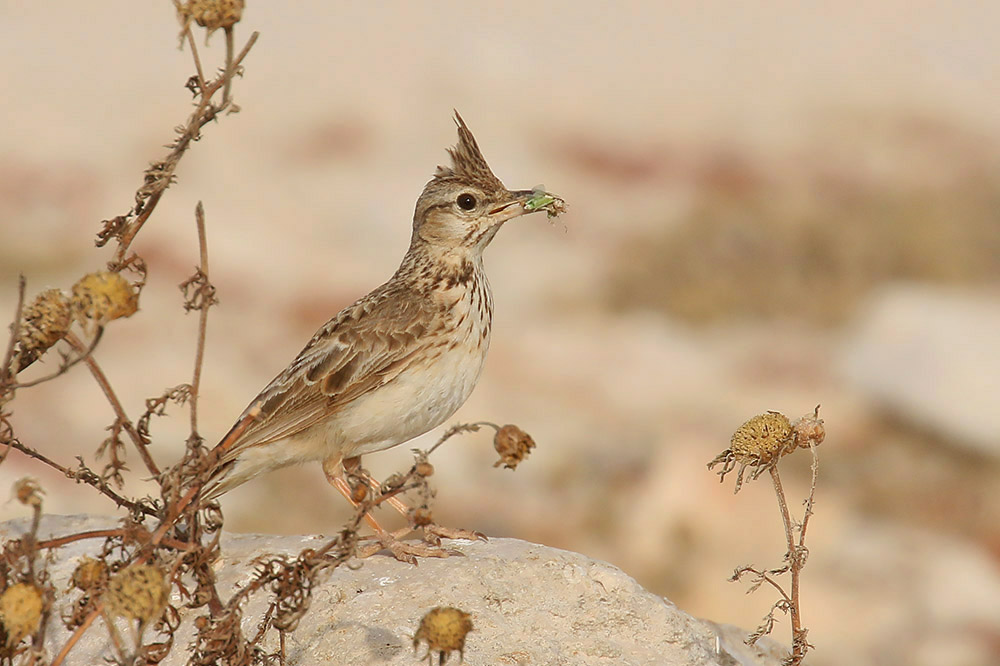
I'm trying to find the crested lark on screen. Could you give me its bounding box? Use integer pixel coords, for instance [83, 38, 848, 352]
[203, 113, 565, 558]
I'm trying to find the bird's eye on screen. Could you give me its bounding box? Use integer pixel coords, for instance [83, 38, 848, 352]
[457, 193, 477, 210]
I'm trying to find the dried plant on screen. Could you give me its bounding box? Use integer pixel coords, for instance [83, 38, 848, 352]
[0, 9, 538, 665]
[708, 407, 825, 665]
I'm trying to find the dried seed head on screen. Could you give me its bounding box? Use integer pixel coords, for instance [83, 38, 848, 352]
[72, 557, 109, 592]
[71, 271, 139, 329]
[350, 483, 368, 503]
[792, 407, 825, 450]
[17, 288, 71, 358]
[730, 412, 793, 465]
[0, 583, 44, 646]
[104, 563, 169, 626]
[178, 0, 244, 33]
[12, 478, 44, 508]
[413, 607, 473, 663]
[493, 425, 536, 470]
[415, 461, 435, 478]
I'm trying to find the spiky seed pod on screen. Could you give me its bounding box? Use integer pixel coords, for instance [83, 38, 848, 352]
[0, 583, 44, 646]
[71, 557, 109, 592]
[413, 607, 473, 664]
[492, 425, 535, 470]
[17, 288, 71, 361]
[70, 271, 139, 329]
[104, 563, 169, 626]
[729, 412, 793, 465]
[178, 0, 244, 32]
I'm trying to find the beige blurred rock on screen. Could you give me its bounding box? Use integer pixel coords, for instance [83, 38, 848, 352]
[839, 286, 1000, 457]
[1, 514, 787, 666]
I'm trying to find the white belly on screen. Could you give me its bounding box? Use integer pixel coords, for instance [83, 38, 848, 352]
[332, 338, 487, 457]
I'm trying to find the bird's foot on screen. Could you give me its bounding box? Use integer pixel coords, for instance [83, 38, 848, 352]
[421, 524, 488, 544]
[356, 527, 464, 565]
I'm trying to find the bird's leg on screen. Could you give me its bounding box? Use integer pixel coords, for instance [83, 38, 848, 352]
[323, 456, 460, 563]
[343, 456, 487, 544]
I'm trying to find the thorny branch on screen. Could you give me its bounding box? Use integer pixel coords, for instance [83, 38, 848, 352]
[99, 29, 259, 267]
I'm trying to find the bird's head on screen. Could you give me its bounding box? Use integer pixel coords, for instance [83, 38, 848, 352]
[411, 112, 564, 254]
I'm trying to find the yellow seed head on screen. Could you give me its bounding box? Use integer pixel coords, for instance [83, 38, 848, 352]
[71, 271, 139, 328]
[415, 461, 435, 478]
[0, 583, 44, 646]
[492, 425, 535, 470]
[178, 0, 244, 32]
[413, 607, 473, 662]
[104, 563, 169, 626]
[72, 557, 109, 592]
[730, 412, 793, 464]
[18, 288, 71, 357]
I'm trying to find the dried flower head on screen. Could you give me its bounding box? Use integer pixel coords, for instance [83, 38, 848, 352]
[104, 563, 169, 626]
[492, 425, 535, 470]
[415, 461, 435, 478]
[791, 406, 825, 450]
[177, 0, 244, 35]
[12, 478, 44, 508]
[0, 583, 44, 646]
[413, 606, 473, 665]
[71, 271, 139, 329]
[709, 411, 795, 493]
[72, 557, 109, 592]
[17, 288, 71, 361]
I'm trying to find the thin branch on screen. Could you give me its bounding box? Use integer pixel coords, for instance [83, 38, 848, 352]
[6, 439, 156, 517]
[1, 274, 26, 386]
[185, 26, 207, 90]
[51, 602, 101, 666]
[64, 331, 161, 477]
[111, 31, 259, 265]
[223, 26, 235, 105]
[188, 201, 214, 438]
[7, 327, 104, 390]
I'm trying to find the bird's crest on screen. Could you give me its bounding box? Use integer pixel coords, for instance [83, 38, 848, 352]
[434, 112, 506, 192]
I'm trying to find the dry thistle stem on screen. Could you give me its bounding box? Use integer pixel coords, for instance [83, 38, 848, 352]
[492, 424, 536, 470]
[413, 606, 473, 665]
[0, 583, 44, 646]
[104, 563, 169, 627]
[16, 288, 71, 363]
[71, 271, 139, 330]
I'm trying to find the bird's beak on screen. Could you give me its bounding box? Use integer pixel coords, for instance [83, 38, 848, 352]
[489, 188, 567, 223]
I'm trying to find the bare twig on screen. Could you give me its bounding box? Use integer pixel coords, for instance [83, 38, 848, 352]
[7, 439, 156, 517]
[7, 328, 104, 391]
[186, 201, 216, 439]
[1, 274, 26, 386]
[64, 331, 161, 477]
[51, 602, 101, 666]
[109, 31, 259, 265]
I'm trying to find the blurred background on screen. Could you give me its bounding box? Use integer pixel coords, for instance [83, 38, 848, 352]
[2, 2, 999, 664]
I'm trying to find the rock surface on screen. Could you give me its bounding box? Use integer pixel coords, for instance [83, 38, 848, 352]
[1, 515, 786, 665]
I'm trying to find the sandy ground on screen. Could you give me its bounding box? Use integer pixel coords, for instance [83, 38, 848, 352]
[2, 3, 1000, 665]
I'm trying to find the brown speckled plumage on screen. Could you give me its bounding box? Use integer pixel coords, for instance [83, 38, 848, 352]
[203, 113, 564, 500]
